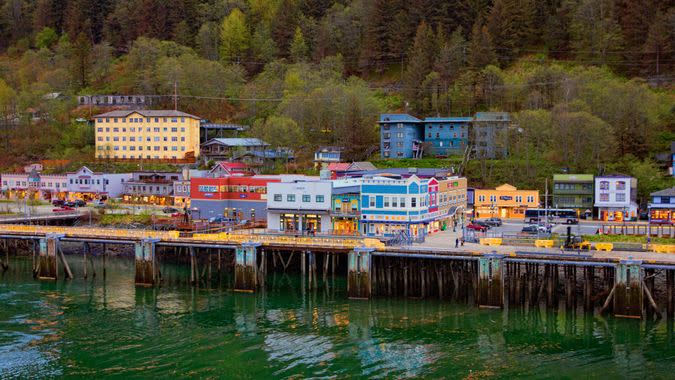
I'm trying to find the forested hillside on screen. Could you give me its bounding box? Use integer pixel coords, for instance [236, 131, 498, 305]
[0, 0, 672, 199]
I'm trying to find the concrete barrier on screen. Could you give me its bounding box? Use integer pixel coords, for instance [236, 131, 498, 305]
[480, 238, 503, 246]
[534, 239, 555, 248]
[595, 242, 614, 252]
[651, 244, 675, 254]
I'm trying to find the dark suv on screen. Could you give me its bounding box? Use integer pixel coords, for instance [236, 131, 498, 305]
[485, 218, 502, 227]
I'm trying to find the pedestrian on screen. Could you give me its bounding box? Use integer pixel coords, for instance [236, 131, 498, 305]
[455, 238, 459, 248]
[460, 238, 464, 246]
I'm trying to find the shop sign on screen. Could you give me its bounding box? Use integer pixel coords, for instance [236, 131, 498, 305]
[500, 196, 512, 201]
[198, 185, 218, 193]
[239, 194, 247, 198]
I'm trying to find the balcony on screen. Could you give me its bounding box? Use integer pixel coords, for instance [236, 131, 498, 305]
[553, 188, 593, 195]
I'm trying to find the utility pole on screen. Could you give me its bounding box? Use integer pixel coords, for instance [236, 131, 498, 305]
[173, 80, 178, 111]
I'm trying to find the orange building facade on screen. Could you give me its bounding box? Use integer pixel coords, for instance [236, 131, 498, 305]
[474, 184, 539, 219]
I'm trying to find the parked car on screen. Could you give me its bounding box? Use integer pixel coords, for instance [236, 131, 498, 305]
[51, 199, 65, 207]
[63, 201, 76, 207]
[521, 225, 539, 234]
[163, 207, 179, 214]
[52, 206, 75, 212]
[209, 216, 235, 224]
[474, 221, 491, 229]
[467, 223, 488, 232]
[92, 200, 106, 208]
[485, 217, 502, 227]
[73, 199, 86, 207]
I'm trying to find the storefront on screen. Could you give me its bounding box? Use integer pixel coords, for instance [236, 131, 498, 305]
[277, 212, 325, 233]
[599, 207, 631, 222]
[122, 194, 173, 205]
[649, 208, 674, 224]
[333, 217, 359, 234]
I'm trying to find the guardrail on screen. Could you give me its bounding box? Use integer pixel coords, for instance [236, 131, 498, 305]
[191, 231, 384, 249]
[0, 224, 179, 240]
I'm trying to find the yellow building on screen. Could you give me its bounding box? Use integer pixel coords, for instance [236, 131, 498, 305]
[94, 110, 201, 161]
[474, 184, 539, 219]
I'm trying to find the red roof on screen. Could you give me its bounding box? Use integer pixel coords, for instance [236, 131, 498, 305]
[327, 163, 350, 171]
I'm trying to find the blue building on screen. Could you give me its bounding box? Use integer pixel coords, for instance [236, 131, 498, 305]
[379, 114, 423, 159]
[422, 117, 471, 156]
[379, 113, 509, 159]
[359, 175, 432, 240]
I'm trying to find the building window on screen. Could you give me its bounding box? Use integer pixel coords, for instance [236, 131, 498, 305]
[615, 193, 626, 202]
[526, 195, 534, 203]
[316, 195, 324, 202]
[302, 195, 311, 202]
[273, 194, 282, 201]
[599, 181, 609, 190]
[478, 195, 485, 202]
[287, 194, 295, 202]
[411, 197, 417, 207]
[384, 196, 390, 207]
[400, 197, 405, 207]
[369, 197, 375, 208]
[600, 193, 609, 202]
[489, 195, 496, 202]
[515, 196, 522, 203]
[616, 181, 626, 190]
[392, 197, 398, 207]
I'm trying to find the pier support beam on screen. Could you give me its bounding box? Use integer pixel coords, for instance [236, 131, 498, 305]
[135, 238, 160, 286]
[347, 247, 374, 299]
[614, 259, 643, 319]
[234, 242, 260, 292]
[477, 254, 504, 308]
[38, 233, 64, 280]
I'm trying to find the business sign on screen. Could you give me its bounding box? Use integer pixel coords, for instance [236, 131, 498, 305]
[198, 185, 218, 193]
[239, 194, 247, 198]
[499, 196, 512, 201]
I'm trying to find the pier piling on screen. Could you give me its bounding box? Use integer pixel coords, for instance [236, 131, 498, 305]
[37, 234, 64, 280]
[347, 247, 373, 299]
[134, 238, 160, 286]
[234, 242, 260, 292]
[477, 254, 504, 308]
[614, 260, 643, 319]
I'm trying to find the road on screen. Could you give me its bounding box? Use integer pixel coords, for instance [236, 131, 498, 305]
[481, 219, 602, 236]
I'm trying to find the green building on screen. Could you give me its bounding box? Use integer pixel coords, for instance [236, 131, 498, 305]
[552, 174, 594, 216]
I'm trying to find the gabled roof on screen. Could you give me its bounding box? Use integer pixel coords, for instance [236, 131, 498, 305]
[651, 187, 675, 197]
[495, 183, 517, 191]
[379, 114, 422, 123]
[348, 162, 376, 171]
[93, 109, 200, 119]
[327, 163, 351, 171]
[202, 138, 269, 147]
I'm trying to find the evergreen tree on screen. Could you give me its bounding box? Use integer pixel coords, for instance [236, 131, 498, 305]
[271, 0, 299, 57]
[469, 19, 497, 69]
[642, 9, 674, 78]
[434, 27, 467, 86]
[289, 26, 308, 63]
[71, 32, 92, 88]
[196, 22, 220, 60]
[250, 22, 278, 70]
[359, 0, 396, 73]
[486, 0, 535, 65]
[570, 0, 624, 66]
[402, 21, 437, 113]
[219, 8, 250, 65]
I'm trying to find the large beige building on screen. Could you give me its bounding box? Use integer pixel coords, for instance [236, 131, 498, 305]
[94, 110, 201, 161]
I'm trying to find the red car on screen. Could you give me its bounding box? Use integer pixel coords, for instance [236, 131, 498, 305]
[52, 206, 75, 212]
[467, 223, 487, 232]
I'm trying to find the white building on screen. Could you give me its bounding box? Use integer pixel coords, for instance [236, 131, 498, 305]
[1, 170, 68, 201]
[266, 179, 332, 234]
[594, 174, 638, 221]
[67, 166, 132, 201]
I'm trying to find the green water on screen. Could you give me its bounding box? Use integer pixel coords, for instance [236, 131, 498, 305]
[1, 256, 674, 379]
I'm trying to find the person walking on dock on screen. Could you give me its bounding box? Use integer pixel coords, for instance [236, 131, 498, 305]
[455, 238, 459, 248]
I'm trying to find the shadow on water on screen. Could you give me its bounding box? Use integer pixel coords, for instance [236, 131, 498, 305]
[1, 255, 675, 378]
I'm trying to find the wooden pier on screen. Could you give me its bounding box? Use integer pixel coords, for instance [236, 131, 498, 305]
[1, 224, 675, 320]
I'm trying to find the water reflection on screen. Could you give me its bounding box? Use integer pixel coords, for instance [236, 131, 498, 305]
[0, 255, 674, 378]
